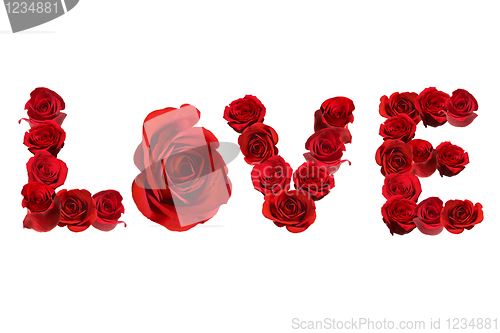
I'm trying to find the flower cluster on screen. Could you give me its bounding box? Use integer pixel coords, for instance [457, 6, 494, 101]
[224, 95, 354, 233]
[376, 88, 483, 235]
[20, 88, 125, 232]
[132, 104, 232, 231]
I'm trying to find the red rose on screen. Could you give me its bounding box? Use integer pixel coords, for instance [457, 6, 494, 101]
[57, 189, 97, 232]
[375, 139, 413, 176]
[132, 105, 232, 231]
[304, 128, 349, 174]
[414, 197, 444, 236]
[23, 120, 66, 157]
[293, 162, 335, 201]
[26, 150, 68, 189]
[313, 97, 355, 143]
[223, 95, 266, 133]
[251, 155, 292, 195]
[92, 190, 125, 231]
[23, 87, 66, 127]
[262, 190, 316, 233]
[381, 195, 417, 235]
[379, 113, 416, 142]
[408, 139, 437, 177]
[238, 123, 279, 165]
[446, 89, 478, 127]
[379, 92, 420, 124]
[441, 199, 483, 234]
[382, 173, 421, 202]
[21, 182, 62, 232]
[436, 142, 469, 177]
[415, 87, 449, 127]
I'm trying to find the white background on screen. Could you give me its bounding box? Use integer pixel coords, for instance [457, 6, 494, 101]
[1, 1, 499, 332]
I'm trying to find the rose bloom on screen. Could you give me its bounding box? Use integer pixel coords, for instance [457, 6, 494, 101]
[445, 89, 478, 127]
[27, 150, 68, 189]
[23, 120, 66, 157]
[133, 104, 232, 231]
[293, 162, 335, 201]
[23, 87, 67, 126]
[375, 139, 413, 176]
[379, 113, 416, 142]
[223, 95, 266, 133]
[415, 87, 449, 127]
[408, 139, 437, 178]
[92, 190, 125, 231]
[382, 172, 421, 202]
[441, 199, 483, 234]
[313, 96, 355, 143]
[238, 123, 279, 165]
[262, 190, 316, 233]
[436, 141, 469, 177]
[21, 182, 62, 232]
[379, 92, 420, 124]
[414, 197, 444, 236]
[381, 195, 417, 235]
[57, 189, 97, 232]
[251, 155, 292, 195]
[304, 128, 349, 174]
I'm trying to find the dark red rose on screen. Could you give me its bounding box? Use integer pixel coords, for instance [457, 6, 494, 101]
[436, 142, 469, 177]
[314, 97, 355, 143]
[238, 123, 279, 165]
[21, 182, 62, 232]
[382, 172, 421, 202]
[408, 139, 437, 177]
[415, 87, 449, 127]
[441, 199, 483, 234]
[57, 189, 97, 232]
[251, 155, 292, 195]
[381, 195, 417, 235]
[293, 162, 335, 201]
[92, 190, 125, 231]
[133, 105, 232, 232]
[23, 120, 66, 157]
[379, 113, 416, 142]
[223, 95, 266, 133]
[414, 197, 444, 235]
[375, 139, 413, 176]
[304, 128, 349, 174]
[26, 150, 68, 189]
[446, 89, 478, 127]
[379, 92, 420, 124]
[262, 190, 316, 233]
[22, 87, 66, 127]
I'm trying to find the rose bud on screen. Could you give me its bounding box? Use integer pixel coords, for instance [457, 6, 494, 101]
[26, 150, 68, 189]
[445, 89, 478, 127]
[21, 87, 67, 127]
[379, 113, 416, 142]
[314, 96, 355, 143]
[21, 182, 62, 232]
[414, 197, 444, 235]
[415, 87, 449, 127]
[436, 142, 469, 177]
[375, 139, 413, 176]
[92, 190, 126, 231]
[408, 139, 438, 178]
[251, 155, 292, 195]
[57, 189, 97, 232]
[441, 199, 483, 234]
[238, 123, 279, 165]
[304, 128, 350, 174]
[23, 120, 66, 157]
[382, 172, 421, 202]
[379, 92, 420, 124]
[262, 190, 316, 233]
[223, 95, 266, 133]
[381, 195, 417, 235]
[293, 162, 335, 201]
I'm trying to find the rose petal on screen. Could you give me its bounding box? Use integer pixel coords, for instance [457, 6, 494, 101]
[446, 112, 478, 127]
[23, 196, 62, 232]
[412, 150, 438, 178]
[414, 217, 444, 236]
